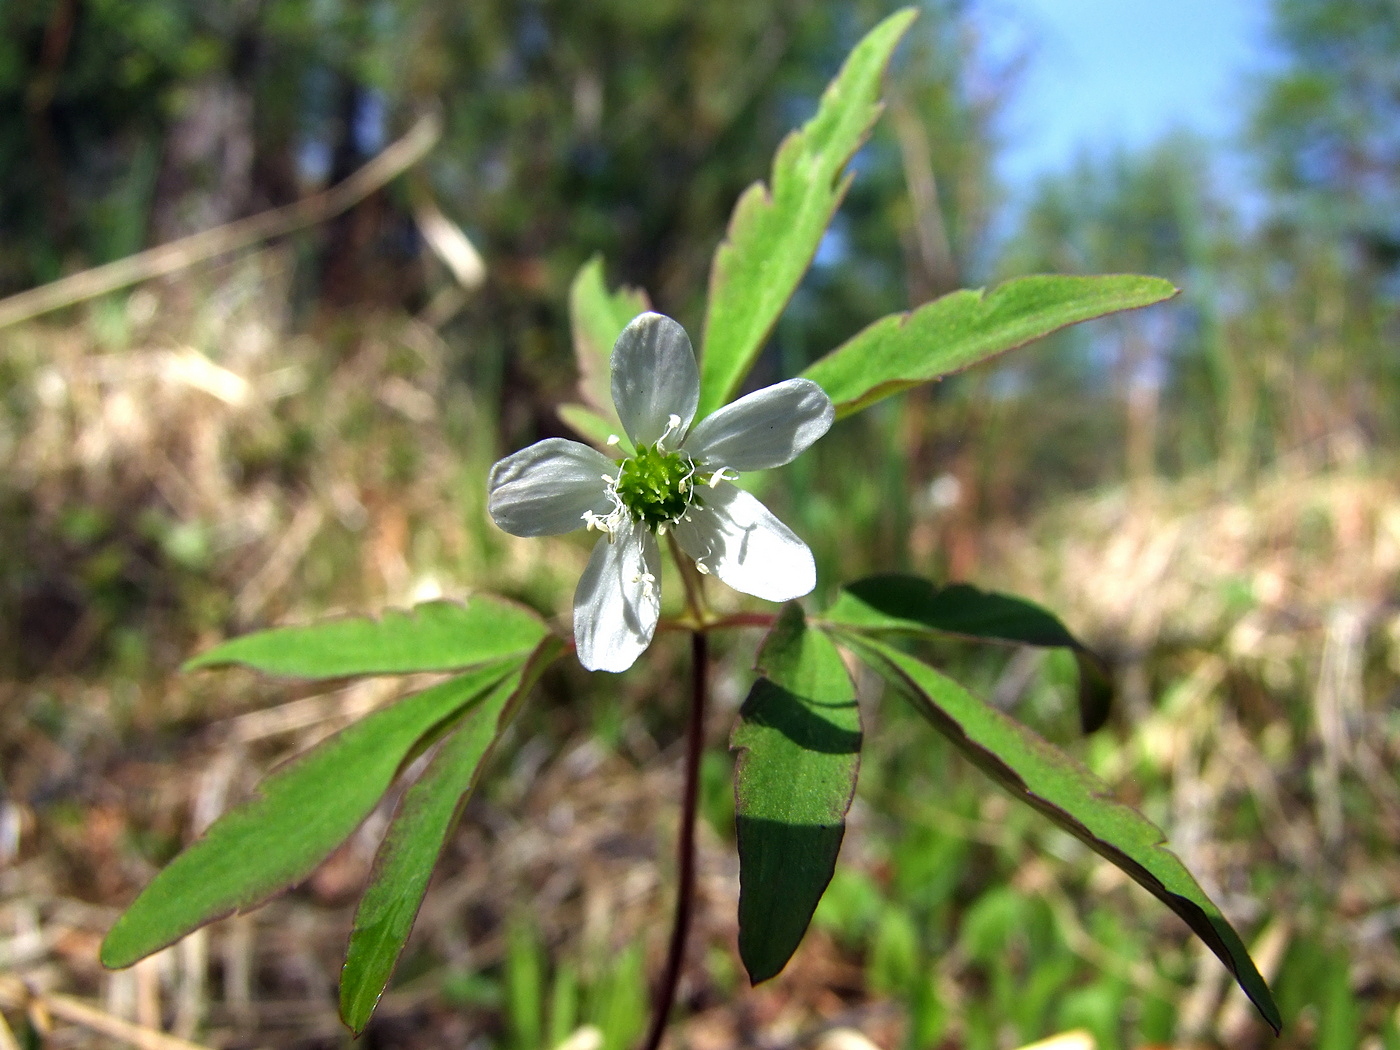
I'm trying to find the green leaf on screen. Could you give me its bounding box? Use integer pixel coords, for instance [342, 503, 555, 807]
[340, 637, 564, 1033]
[802, 274, 1179, 419]
[732, 604, 861, 983]
[838, 634, 1281, 1034]
[568, 254, 648, 425]
[696, 8, 917, 419]
[558, 403, 625, 452]
[825, 575, 1112, 733]
[101, 661, 519, 969]
[184, 596, 549, 678]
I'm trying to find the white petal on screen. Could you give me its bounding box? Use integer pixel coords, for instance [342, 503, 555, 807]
[487, 438, 616, 537]
[573, 519, 661, 672]
[610, 312, 699, 448]
[684, 378, 834, 472]
[673, 483, 815, 602]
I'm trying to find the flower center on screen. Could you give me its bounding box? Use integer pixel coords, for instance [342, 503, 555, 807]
[614, 443, 697, 528]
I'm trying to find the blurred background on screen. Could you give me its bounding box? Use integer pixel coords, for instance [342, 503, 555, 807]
[1, 0, 1398, 1047]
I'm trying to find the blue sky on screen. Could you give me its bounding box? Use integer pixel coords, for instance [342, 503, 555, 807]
[988, 0, 1275, 192]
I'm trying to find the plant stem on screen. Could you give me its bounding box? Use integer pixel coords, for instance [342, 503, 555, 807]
[639, 628, 708, 1050]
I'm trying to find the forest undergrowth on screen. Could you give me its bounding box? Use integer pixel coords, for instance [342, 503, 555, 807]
[1, 260, 1398, 1049]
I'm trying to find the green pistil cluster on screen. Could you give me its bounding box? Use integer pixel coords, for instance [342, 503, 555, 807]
[615, 443, 698, 528]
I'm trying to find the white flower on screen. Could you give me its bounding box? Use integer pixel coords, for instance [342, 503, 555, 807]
[487, 312, 835, 672]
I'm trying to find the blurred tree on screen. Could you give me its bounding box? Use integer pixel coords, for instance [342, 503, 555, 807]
[993, 136, 1236, 498]
[1251, 0, 1400, 273]
[0, 1, 1007, 416]
[1247, 0, 1400, 456]
[0, 0, 1014, 671]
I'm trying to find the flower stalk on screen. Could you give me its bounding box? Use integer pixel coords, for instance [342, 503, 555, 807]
[640, 627, 708, 1050]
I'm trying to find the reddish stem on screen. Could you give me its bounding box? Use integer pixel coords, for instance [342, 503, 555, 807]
[639, 630, 708, 1050]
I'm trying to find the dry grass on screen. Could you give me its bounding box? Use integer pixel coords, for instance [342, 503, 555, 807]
[2, 264, 1399, 1047]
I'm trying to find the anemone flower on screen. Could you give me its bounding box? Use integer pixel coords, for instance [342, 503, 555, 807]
[488, 312, 834, 671]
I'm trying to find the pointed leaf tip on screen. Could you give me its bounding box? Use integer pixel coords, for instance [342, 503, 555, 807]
[340, 637, 562, 1032]
[840, 635, 1281, 1033]
[101, 661, 520, 970]
[698, 8, 918, 418]
[803, 274, 1179, 419]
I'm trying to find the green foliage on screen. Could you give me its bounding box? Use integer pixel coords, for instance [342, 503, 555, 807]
[184, 596, 548, 677]
[100, 658, 528, 969]
[697, 8, 917, 419]
[558, 404, 625, 451]
[587, 943, 648, 1050]
[824, 574, 1112, 732]
[505, 914, 547, 1050]
[569, 256, 649, 426]
[1251, 0, 1400, 246]
[81, 7, 1295, 1042]
[832, 632, 1282, 1033]
[802, 274, 1178, 418]
[339, 638, 564, 1033]
[732, 603, 861, 982]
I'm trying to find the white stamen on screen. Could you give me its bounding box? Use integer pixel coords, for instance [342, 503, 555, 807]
[658, 412, 686, 450]
[607, 434, 621, 446]
[581, 509, 614, 536]
[695, 560, 711, 575]
[707, 466, 738, 489]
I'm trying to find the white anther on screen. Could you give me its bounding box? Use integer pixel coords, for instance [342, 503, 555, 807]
[607, 434, 622, 446]
[695, 560, 711, 575]
[658, 412, 687, 450]
[581, 509, 614, 536]
[707, 466, 738, 489]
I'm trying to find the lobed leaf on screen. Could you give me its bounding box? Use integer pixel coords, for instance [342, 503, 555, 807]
[697, 8, 917, 419]
[340, 637, 564, 1033]
[825, 574, 1112, 733]
[184, 596, 548, 678]
[837, 634, 1282, 1033]
[100, 661, 519, 969]
[733, 604, 861, 983]
[567, 255, 649, 426]
[803, 274, 1179, 419]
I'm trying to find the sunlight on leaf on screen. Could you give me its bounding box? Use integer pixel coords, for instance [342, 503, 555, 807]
[340, 637, 564, 1033]
[697, 8, 917, 419]
[101, 661, 521, 969]
[733, 604, 861, 983]
[803, 274, 1178, 419]
[184, 596, 549, 678]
